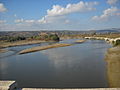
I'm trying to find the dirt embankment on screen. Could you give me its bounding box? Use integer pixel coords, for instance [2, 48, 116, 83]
[19, 43, 73, 54]
[105, 46, 120, 87]
[0, 49, 8, 53]
[0, 40, 55, 48]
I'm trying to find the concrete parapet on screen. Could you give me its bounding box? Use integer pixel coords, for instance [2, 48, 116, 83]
[22, 88, 120, 90]
[0, 80, 18, 90]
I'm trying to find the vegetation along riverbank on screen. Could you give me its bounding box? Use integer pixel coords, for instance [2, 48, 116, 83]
[0, 33, 60, 49]
[0, 49, 8, 53]
[0, 40, 56, 48]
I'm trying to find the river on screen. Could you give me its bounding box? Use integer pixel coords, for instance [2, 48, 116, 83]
[0, 39, 111, 88]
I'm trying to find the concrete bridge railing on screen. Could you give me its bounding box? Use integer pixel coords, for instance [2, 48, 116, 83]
[84, 37, 120, 46]
[0, 81, 18, 90]
[0, 81, 120, 90]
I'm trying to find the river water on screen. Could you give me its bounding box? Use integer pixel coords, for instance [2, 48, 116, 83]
[0, 39, 111, 88]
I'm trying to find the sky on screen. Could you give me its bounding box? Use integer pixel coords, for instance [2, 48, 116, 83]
[0, 0, 120, 31]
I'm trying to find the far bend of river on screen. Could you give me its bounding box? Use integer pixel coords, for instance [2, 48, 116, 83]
[0, 39, 111, 88]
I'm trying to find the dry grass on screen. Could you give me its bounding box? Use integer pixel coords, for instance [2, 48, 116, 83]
[19, 43, 73, 54]
[105, 46, 120, 87]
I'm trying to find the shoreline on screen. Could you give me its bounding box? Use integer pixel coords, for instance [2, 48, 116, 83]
[18, 39, 86, 54]
[0, 49, 8, 53]
[19, 43, 73, 54]
[105, 46, 120, 87]
[0, 40, 57, 48]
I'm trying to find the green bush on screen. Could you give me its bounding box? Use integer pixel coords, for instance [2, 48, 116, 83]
[7, 36, 26, 42]
[30, 34, 59, 41]
[48, 34, 59, 41]
[114, 40, 120, 46]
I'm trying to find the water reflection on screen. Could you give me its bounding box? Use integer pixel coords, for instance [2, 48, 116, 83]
[41, 47, 80, 69]
[0, 40, 111, 88]
[0, 59, 9, 75]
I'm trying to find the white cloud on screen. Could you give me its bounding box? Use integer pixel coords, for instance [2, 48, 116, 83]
[92, 7, 120, 21]
[38, 1, 98, 24]
[38, 17, 47, 24]
[47, 1, 98, 17]
[24, 20, 35, 23]
[65, 20, 70, 24]
[14, 19, 24, 23]
[14, 14, 17, 17]
[38, 16, 67, 24]
[11, 1, 98, 31]
[0, 3, 7, 12]
[107, 0, 118, 5]
[14, 1, 98, 25]
[15, 19, 35, 23]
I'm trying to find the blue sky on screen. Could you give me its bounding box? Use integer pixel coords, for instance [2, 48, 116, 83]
[0, 0, 120, 31]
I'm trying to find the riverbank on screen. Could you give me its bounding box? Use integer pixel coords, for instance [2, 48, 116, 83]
[19, 39, 86, 54]
[0, 40, 56, 48]
[105, 46, 120, 87]
[0, 49, 8, 53]
[86, 36, 120, 87]
[19, 43, 73, 54]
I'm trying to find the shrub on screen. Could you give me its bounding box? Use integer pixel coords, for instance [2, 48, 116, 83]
[30, 34, 59, 41]
[114, 40, 120, 46]
[7, 36, 26, 42]
[48, 34, 59, 41]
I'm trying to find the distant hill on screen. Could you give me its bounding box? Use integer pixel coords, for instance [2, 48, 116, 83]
[95, 28, 120, 34]
[0, 28, 120, 37]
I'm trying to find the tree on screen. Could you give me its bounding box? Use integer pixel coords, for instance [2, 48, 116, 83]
[48, 34, 59, 41]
